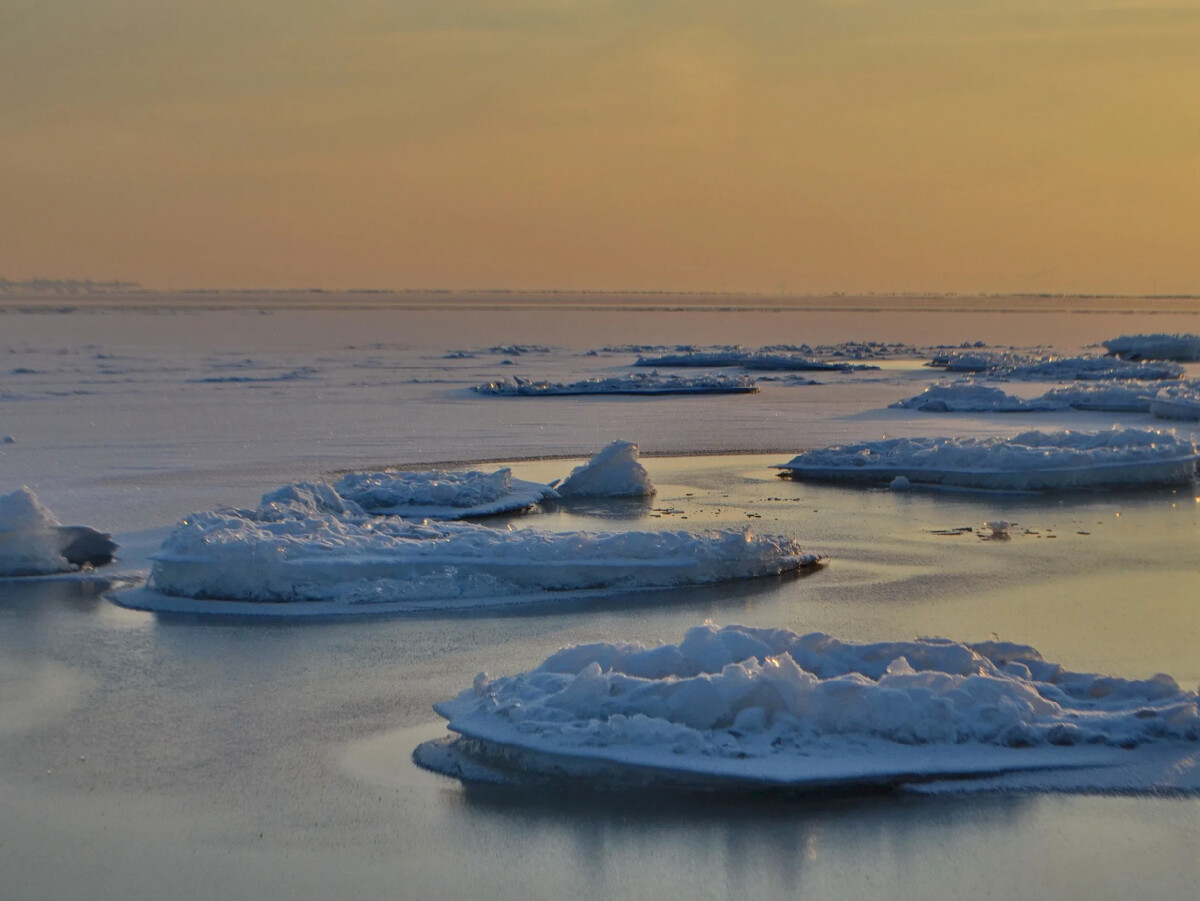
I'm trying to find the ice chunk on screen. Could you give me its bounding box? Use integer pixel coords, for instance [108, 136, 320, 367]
[0, 487, 116, 576]
[556, 440, 656, 498]
[1040, 382, 1154, 413]
[1104, 333, 1200, 362]
[775, 428, 1198, 491]
[333, 468, 558, 518]
[473, 372, 757, 396]
[1150, 383, 1200, 421]
[891, 383, 1062, 413]
[130, 495, 824, 614]
[415, 624, 1200, 792]
[927, 352, 1183, 381]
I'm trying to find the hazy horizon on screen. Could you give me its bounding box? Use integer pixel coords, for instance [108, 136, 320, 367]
[4, 1, 1198, 295]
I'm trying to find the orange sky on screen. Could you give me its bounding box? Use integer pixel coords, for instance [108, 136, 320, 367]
[2, 1, 1198, 294]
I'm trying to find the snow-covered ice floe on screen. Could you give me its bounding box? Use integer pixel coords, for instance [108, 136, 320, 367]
[894, 382, 1156, 414]
[472, 373, 757, 396]
[928, 352, 1184, 381]
[774, 429, 1198, 491]
[635, 349, 875, 372]
[334, 468, 558, 519]
[1150, 383, 1200, 421]
[414, 623, 1200, 793]
[0, 487, 117, 577]
[115, 485, 821, 616]
[890, 383, 1061, 413]
[1104, 333, 1200, 363]
[555, 440, 656, 498]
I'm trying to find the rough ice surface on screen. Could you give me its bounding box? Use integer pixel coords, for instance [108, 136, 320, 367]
[891, 383, 1061, 413]
[928, 352, 1184, 381]
[1150, 383, 1200, 421]
[1040, 382, 1154, 412]
[130, 488, 822, 614]
[472, 372, 758, 396]
[635, 349, 874, 371]
[0, 487, 116, 576]
[416, 623, 1200, 791]
[1104, 333, 1200, 362]
[333, 468, 558, 518]
[775, 428, 1198, 491]
[556, 440, 656, 498]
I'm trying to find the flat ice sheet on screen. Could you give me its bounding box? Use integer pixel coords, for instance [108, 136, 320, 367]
[776, 428, 1199, 491]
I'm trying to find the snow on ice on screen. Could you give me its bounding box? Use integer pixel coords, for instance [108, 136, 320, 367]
[334, 468, 558, 518]
[556, 440, 656, 498]
[1104, 333, 1200, 362]
[414, 623, 1200, 792]
[775, 428, 1198, 491]
[0, 487, 117, 576]
[473, 372, 758, 396]
[1150, 383, 1200, 421]
[890, 383, 1060, 413]
[118, 484, 822, 615]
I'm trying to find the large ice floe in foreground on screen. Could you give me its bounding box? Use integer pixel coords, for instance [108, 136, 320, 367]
[0, 487, 117, 577]
[473, 372, 757, 396]
[1104, 333, 1200, 363]
[333, 468, 558, 519]
[775, 428, 1198, 491]
[119, 484, 821, 615]
[413, 623, 1200, 793]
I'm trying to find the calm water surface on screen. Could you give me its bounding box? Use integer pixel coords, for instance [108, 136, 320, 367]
[2, 454, 1198, 900]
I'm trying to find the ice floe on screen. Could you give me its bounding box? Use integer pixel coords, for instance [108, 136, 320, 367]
[891, 383, 1061, 413]
[775, 428, 1198, 491]
[635, 349, 875, 372]
[333, 468, 558, 519]
[927, 353, 1184, 381]
[120, 486, 822, 615]
[1104, 333, 1200, 362]
[1150, 383, 1200, 421]
[473, 373, 758, 396]
[1040, 382, 1154, 413]
[0, 487, 117, 577]
[556, 440, 656, 498]
[414, 623, 1200, 792]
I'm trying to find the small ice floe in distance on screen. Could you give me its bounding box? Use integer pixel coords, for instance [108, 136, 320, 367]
[333, 468, 558, 519]
[927, 352, 1184, 381]
[472, 372, 758, 396]
[1104, 333, 1200, 363]
[774, 428, 1199, 491]
[414, 623, 1200, 793]
[890, 383, 1062, 413]
[1150, 383, 1200, 421]
[635, 349, 874, 372]
[117, 485, 824, 615]
[556, 440, 656, 498]
[0, 487, 116, 576]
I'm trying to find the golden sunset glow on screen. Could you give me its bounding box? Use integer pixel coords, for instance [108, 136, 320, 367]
[3, 1, 1198, 293]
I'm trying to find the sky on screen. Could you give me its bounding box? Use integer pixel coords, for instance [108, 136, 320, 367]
[2, 1, 1198, 294]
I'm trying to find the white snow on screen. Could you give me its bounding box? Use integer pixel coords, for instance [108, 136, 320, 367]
[125, 486, 823, 614]
[775, 428, 1199, 491]
[636, 349, 874, 372]
[1150, 383, 1200, 421]
[927, 352, 1184, 381]
[1040, 382, 1154, 412]
[473, 372, 758, 396]
[0, 486, 107, 577]
[891, 383, 1061, 413]
[416, 623, 1200, 791]
[333, 468, 558, 518]
[556, 440, 656, 498]
[1104, 333, 1200, 362]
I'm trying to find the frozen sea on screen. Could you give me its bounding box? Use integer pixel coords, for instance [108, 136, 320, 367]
[2, 292, 1200, 899]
